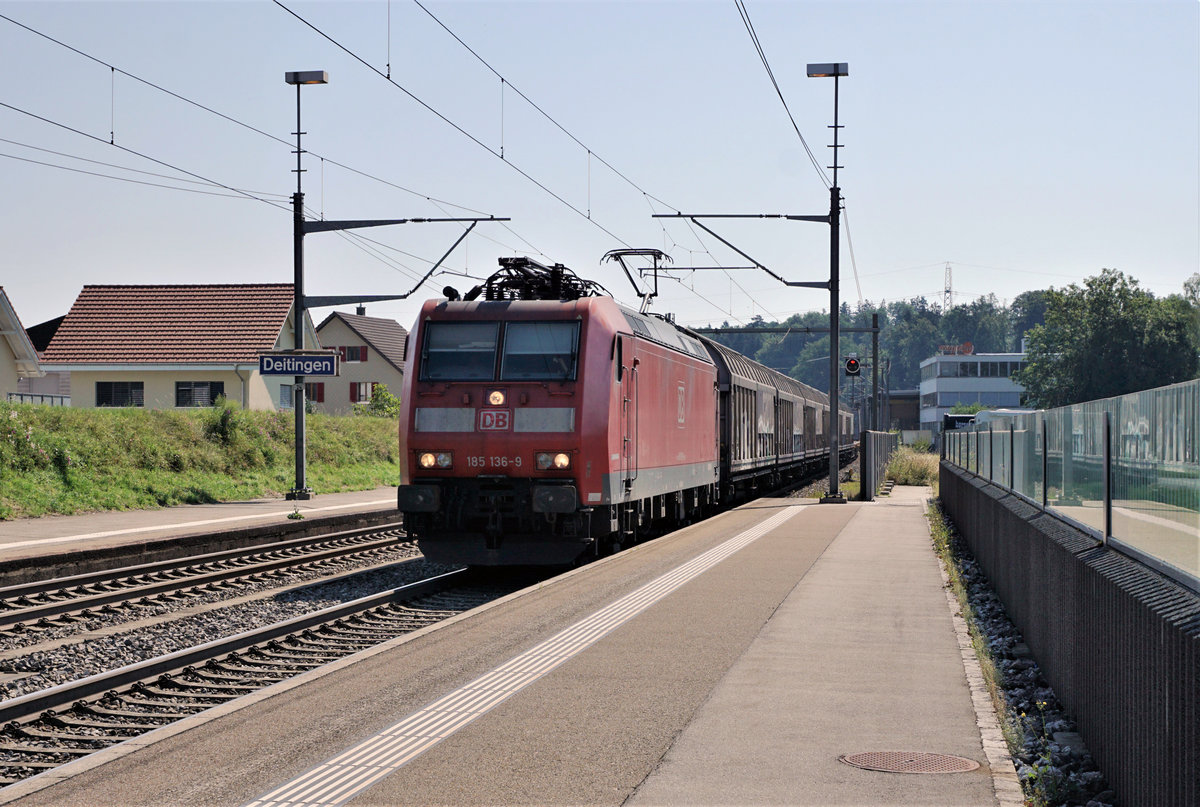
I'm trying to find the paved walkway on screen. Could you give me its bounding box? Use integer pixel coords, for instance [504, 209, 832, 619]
[0, 487, 396, 565]
[0, 486, 1026, 806]
[629, 486, 1024, 806]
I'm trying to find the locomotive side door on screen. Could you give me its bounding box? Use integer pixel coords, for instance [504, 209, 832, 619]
[619, 335, 639, 496]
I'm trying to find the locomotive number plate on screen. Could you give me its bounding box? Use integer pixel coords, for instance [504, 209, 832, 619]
[478, 409, 511, 430]
[467, 455, 523, 469]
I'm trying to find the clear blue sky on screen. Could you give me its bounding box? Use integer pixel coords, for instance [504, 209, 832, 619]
[2, 0, 1196, 333]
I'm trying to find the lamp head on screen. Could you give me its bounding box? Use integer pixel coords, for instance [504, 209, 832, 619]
[285, 70, 329, 85]
[806, 63, 849, 78]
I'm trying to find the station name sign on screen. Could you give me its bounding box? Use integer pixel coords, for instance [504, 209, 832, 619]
[259, 352, 339, 376]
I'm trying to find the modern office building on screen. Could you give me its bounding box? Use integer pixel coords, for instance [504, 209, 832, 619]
[918, 344, 1027, 435]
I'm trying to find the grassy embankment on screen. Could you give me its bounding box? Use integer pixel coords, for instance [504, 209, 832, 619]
[0, 401, 398, 520]
[884, 443, 941, 494]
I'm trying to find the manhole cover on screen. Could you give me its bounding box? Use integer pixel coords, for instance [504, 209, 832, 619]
[839, 751, 980, 774]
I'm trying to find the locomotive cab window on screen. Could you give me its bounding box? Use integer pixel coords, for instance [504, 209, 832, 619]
[500, 322, 579, 381]
[420, 322, 500, 380]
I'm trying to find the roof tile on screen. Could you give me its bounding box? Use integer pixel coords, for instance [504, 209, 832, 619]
[42, 285, 295, 364]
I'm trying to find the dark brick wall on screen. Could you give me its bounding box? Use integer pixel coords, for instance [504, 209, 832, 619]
[940, 463, 1200, 807]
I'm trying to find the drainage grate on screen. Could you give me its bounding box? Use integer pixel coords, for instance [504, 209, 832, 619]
[839, 751, 981, 774]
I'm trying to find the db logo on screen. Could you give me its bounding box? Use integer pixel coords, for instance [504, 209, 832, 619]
[478, 409, 511, 431]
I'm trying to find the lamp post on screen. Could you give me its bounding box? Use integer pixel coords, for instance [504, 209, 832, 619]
[806, 62, 847, 502]
[285, 70, 327, 501]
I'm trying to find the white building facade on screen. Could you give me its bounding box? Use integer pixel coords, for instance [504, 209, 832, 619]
[918, 349, 1027, 434]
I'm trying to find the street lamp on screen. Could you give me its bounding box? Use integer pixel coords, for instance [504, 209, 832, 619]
[806, 61, 847, 502]
[284, 70, 327, 501]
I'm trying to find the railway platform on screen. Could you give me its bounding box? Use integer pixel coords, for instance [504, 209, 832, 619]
[0, 485, 1025, 807]
[0, 487, 398, 582]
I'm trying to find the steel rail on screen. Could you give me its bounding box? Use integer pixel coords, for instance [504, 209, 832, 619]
[0, 526, 407, 630]
[0, 568, 470, 725]
[0, 519, 404, 601]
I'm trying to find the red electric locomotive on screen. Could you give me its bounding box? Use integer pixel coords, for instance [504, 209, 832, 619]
[397, 257, 855, 566]
[397, 258, 719, 565]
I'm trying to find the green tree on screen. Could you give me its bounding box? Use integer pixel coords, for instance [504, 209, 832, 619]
[883, 298, 941, 389]
[1015, 269, 1199, 408]
[939, 294, 1010, 353]
[1008, 289, 1048, 351]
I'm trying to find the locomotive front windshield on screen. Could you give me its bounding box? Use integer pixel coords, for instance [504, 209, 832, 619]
[420, 320, 578, 381]
[500, 322, 578, 380]
[421, 322, 499, 380]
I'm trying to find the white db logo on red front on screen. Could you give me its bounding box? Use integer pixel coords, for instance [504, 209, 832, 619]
[478, 409, 511, 430]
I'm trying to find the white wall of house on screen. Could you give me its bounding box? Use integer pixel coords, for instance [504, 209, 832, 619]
[0, 339, 19, 398]
[67, 368, 283, 410]
[314, 318, 404, 414]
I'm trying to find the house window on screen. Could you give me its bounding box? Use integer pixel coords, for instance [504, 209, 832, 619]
[305, 382, 325, 403]
[339, 346, 368, 363]
[349, 381, 375, 404]
[96, 381, 144, 407]
[175, 381, 225, 407]
[280, 384, 293, 410]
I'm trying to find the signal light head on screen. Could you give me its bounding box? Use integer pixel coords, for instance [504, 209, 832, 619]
[844, 357, 861, 377]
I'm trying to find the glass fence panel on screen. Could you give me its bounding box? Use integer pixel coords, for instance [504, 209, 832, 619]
[1046, 405, 1106, 534]
[1012, 412, 1042, 502]
[992, 426, 1010, 486]
[944, 380, 1199, 584]
[1109, 382, 1199, 579]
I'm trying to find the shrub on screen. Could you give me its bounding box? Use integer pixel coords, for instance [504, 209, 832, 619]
[356, 383, 402, 418]
[887, 445, 941, 488]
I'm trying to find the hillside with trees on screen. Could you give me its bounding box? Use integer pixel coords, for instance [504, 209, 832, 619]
[700, 270, 1198, 408]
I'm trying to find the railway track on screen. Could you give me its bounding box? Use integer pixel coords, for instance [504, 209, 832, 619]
[0, 522, 409, 636]
[0, 568, 511, 787]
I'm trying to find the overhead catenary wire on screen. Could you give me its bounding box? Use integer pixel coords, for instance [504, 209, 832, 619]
[0, 8, 556, 285]
[0, 137, 289, 198]
[0, 11, 514, 220]
[4, 6, 785, 328]
[276, 0, 771, 327]
[733, 0, 829, 190]
[0, 100, 292, 213]
[273, 0, 633, 249]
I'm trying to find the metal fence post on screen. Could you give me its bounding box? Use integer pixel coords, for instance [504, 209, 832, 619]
[989, 424, 994, 481]
[1009, 422, 1015, 490]
[1041, 417, 1048, 508]
[1103, 410, 1112, 544]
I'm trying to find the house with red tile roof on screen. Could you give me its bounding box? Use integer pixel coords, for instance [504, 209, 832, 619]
[41, 285, 319, 411]
[314, 311, 408, 413]
[0, 288, 44, 402]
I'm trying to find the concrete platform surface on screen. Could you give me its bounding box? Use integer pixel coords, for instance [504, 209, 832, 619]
[0, 486, 1021, 807]
[0, 487, 398, 565]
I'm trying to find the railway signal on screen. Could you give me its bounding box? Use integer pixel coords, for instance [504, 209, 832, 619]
[844, 356, 861, 377]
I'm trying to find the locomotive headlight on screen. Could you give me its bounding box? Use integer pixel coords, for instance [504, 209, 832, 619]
[487, 389, 506, 406]
[418, 452, 453, 469]
[536, 451, 571, 470]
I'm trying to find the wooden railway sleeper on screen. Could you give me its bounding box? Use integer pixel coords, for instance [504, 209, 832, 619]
[206, 659, 301, 677]
[44, 711, 159, 732]
[220, 651, 307, 671]
[182, 667, 268, 686]
[189, 662, 284, 684]
[79, 702, 189, 721]
[315, 623, 396, 639]
[119, 690, 212, 710]
[160, 675, 257, 694]
[249, 647, 340, 664]
[132, 683, 229, 702]
[291, 631, 374, 648]
[0, 742, 97, 756]
[0, 761, 68, 772]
